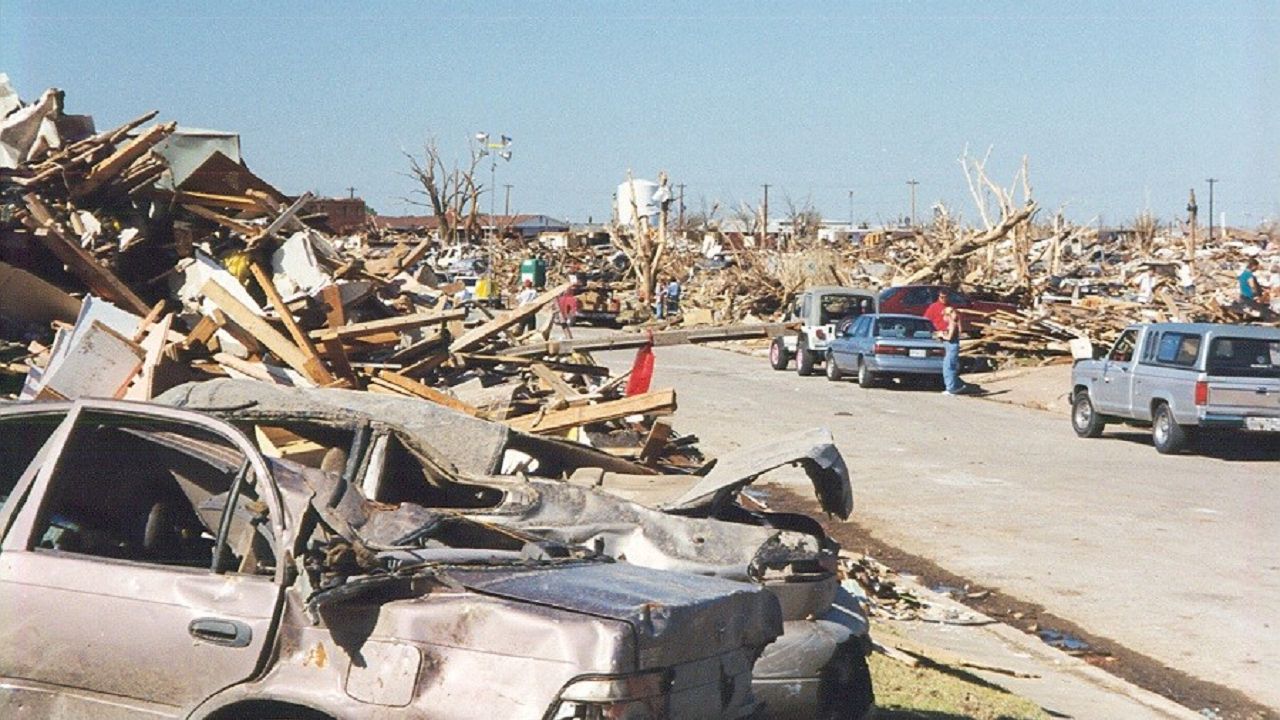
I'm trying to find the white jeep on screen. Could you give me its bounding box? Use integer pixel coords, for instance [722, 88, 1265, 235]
[770, 286, 880, 376]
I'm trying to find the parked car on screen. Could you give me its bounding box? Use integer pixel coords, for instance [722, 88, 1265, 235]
[770, 287, 879, 376]
[825, 313, 946, 388]
[1070, 322, 1280, 454]
[876, 284, 1018, 333]
[0, 399, 783, 719]
[158, 379, 878, 720]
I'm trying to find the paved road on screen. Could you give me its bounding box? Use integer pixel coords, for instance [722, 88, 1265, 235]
[597, 342, 1280, 710]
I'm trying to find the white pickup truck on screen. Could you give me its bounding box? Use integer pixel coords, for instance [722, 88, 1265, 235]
[1070, 322, 1280, 454]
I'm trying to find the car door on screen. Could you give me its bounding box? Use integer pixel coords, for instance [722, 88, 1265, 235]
[832, 316, 861, 365]
[0, 402, 286, 718]
[1095, 329, 1140, 413]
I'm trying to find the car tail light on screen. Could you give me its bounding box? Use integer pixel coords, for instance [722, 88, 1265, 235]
[815, 328, 827, 340]
[927, 348, 945, 357]
[1194, 380, 1209, 406]
[873, 343, 906, 355]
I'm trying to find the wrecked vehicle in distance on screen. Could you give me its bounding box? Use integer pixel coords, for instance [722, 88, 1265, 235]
[158, 379, 877, 720]
[0, 399, 783, 719]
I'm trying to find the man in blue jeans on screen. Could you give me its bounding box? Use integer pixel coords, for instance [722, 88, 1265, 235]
[939, 305, 966, 395]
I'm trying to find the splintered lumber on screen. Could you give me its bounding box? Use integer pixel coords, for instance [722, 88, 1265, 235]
[247, 260, 331, 371]
[529, 363, 588, 405]
[371, 370, 483, 417]
[309, 309, 466, 343]
[182, 204, 259, 235]
[246, 191, 313, 248]
[21, 194, 151, 315]
[507, 322, 797, 357]
[201, 279, 334, 385]
[450, 282, 572, 354]
[507, 388, 677, 434]
[73, 122, 176, 199]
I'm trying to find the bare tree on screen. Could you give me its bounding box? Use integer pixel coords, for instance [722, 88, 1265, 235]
[1132, 210, 1158, 257]
[959, 147, 1038, 289]
[683, 195, 722, 232]
[728, 201, 762, 238]
[612, 170, 673, 303]
[783, 193, 823, 244]
[402, 137, 484, 246]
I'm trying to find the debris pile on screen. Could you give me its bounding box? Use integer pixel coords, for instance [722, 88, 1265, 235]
[0, 81, 800, 469]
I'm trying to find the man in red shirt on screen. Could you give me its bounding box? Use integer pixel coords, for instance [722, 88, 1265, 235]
[555, 288, 580, 338]
[923, 290, 950, 331]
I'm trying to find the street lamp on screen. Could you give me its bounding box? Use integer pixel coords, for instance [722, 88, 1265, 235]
[906, 179, 919, 229]
[1206, 177, 1217, 243]
[475, 132, 513, 239]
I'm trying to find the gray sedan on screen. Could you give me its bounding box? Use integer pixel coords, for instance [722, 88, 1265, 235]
[825, 313, 946, 387]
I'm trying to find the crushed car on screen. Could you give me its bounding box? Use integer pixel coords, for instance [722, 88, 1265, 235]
[157, 379, 877, 720]
[0, 398, 784, 719]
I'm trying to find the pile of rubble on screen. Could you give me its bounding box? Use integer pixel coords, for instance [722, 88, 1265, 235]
[0, 80, 796, 470]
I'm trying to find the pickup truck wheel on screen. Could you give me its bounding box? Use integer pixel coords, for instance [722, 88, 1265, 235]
[1152, 403, 1191, 454]
[769, 337, 791, 370]
[857, 358, 877, 388]
[796, 338, 816, 376]
[1071, 391, 1106, 438]
[825, 351, 842, 381]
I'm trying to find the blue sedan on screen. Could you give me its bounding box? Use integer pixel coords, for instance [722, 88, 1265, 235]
[825, 313, 946, 388]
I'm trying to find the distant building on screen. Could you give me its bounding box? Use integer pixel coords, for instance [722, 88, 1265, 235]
[370, 213, 569, 241]
[309, 197, 368, 234]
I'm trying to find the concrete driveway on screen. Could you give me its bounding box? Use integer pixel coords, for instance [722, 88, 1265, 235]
[598, 342, 1280, 711]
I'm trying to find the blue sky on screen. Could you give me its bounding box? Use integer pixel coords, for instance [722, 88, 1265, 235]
[3, 1, 1277, 227]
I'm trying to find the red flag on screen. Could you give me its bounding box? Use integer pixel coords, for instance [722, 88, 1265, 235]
[625, 341, 655, 396]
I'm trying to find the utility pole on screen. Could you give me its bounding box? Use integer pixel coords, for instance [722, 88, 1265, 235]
[1206, 178, 1218, 243]
[847, 189, 853, 229]
[761, 184, 771, 248]
[676, 183, 686, 232]
[907, 179, 919, 228]
[345, 186, 357, 199]
[503, 184, 513, 216]
[1186, 188, 1198, 262]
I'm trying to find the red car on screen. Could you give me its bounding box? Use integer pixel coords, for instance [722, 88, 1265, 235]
[876, 285, 1018, 332]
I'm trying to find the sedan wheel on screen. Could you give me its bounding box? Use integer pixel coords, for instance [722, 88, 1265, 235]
[857, 358, 877, 388]
[826, 352, 842, 381]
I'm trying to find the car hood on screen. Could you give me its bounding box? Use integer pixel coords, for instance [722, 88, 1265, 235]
[666, 428, 853, 519]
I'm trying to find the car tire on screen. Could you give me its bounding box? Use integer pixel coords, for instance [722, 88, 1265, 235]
[769, 337, 790, 370]
[857, 357, 877, 388]
[1152, 402, 1191, 454]
[1071, 391, 1106, 438]
[796, 337, 816, 376]
[825, 351, 842, 381]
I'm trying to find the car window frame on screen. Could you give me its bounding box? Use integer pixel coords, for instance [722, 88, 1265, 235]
[3, 402, 288, 584]
[1107, 329, 1139, 363]
[1151, 332, 1202, 368]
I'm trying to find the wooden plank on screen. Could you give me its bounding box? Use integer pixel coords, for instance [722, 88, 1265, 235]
[248, 260, 334, 384]
[449, 282, 572, 354]
[639, 421, 672, 464]
[22, 194, 150, 315]
[245, 191, 314, 248]
[372, 370, 483, 417]
[182, 203, 259, 235]
[505, 321, 797, 357]
[507, 388, 677, 435]
[319, 338, 359, 387]
[309, 309, 465, 342]
[200, 279, 332, 384]
[123, 313, 173, 400]
[181, 311, 224, 350]
[73, 121, 176, 199]
[529, 363, 588, 405]
[319, 284, 346, 329]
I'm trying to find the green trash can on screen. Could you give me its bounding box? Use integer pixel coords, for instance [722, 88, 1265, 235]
[520, 257, 547, 289]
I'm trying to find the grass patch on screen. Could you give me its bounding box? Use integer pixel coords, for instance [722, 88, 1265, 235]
[870, 652, 1050, 720]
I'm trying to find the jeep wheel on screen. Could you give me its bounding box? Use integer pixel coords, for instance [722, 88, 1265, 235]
[1152, 403, 1191, 454]
[1071, 391, 1106, 438]
[769, 337, 790, 370]
[825, 351, 842, 381]
[857, 357, 877, 388]
[796, 337, 816, 376]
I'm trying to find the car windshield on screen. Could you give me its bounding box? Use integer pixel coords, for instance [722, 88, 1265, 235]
[874, 317, 935, 339]
[1206, 337, 1280, 378]
[819, 295, 872, 325]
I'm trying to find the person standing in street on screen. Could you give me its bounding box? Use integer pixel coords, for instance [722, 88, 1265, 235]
[554, 286, 580, 339]
[924, 290, 950, 331]
[664, 276, 681, 318]
[938, 305, 966, 395]
[1239, 258, 1263, 305]
[514, 278, 539, 332]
